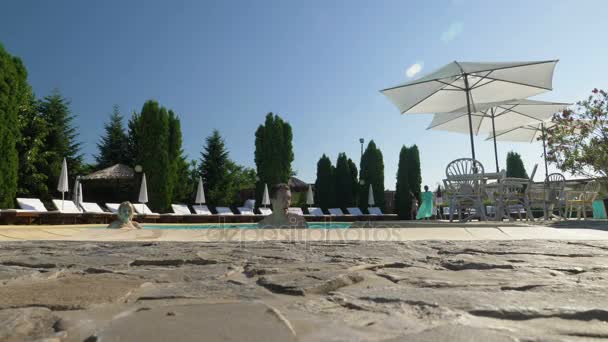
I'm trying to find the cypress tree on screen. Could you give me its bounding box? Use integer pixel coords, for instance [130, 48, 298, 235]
[347, 158, 358, 204]
[126, 111, 141, 167]
[408, 145, 422, 205]
[95, 105, 128, 168]
[0, 44, 31, 207]
[315, 154, 335, 210]
[137, 100, 170, 211]
[254, 113, 294, 206]
[506, 151, 528, 179]
[199, 130, 230, 205]
[395, 146, 411, 219]
[358, 140, 385, 210]
[335, 153, 354, 208]
[38, 91, 83, 201]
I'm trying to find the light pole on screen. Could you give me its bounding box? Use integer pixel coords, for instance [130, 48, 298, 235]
[359, 138, 364, 160]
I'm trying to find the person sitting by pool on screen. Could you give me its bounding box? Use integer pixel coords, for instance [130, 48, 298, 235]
[258, 183, 308, 228]
[416, 185, 434, 220]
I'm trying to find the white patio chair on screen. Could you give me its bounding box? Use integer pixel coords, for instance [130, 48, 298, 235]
[444, 158, 486, 222]
[567, 180, 601, 219]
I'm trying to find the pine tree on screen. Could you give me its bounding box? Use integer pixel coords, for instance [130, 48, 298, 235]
[506, 151, 528, 179]
[95, 105, 128, 168]
[334, 153, 354, 208]
[126, 111, 140, 167]
[315, 154, 335, 210]
[38, 91, 83, 201]
[254, 113, 294, 207]
[358, 140, 385, 210]
[0, 44, 31, 207]
[137, 100, 170, 211]
[199, 130, 230, 205]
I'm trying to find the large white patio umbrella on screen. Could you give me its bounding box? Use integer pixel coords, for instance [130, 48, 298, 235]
[138, 173, 148, 214]
[381, 60, 558, 160]
[262, 183, 270, 207]
[306, 185, 314, 207]
[367, 184, 375, 207]
[486, 121, 557, 180]
[57, 158, 69, 210]
[428, 99, 570, 172]
[195, 177, 206, 205]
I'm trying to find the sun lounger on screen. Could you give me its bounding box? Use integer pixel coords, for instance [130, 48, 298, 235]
[105, 203, 120, 213]
[346, 207, 364, 216]
[52, 199, 83, 214]
[171, 204, 193, 215]
[307, 207, 325, 216]
[237, 207, 255, 215]
[258, 207, 272, 215]
[215, 207, 234, 215]
[133, 203, 158, 215]
[192, 205, 212, 215]
[328, 208, 345, 216]
[288, 207, 304, 216]
[17, 198, 49, 212]
[368, 207, 384, 215]
[81, 202, 110, 214]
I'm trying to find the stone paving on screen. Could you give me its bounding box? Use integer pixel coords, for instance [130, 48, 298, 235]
[1, 231, 608, 341]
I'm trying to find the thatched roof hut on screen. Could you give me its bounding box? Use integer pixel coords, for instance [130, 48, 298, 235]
[81, 164, 135, 180]
[288, 176, 310, 192]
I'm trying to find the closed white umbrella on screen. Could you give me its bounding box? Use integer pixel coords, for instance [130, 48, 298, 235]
[381, 60, 558, 160]
[57, 158, 69, 210]
[368, 184, 375, 207]
[138, 173, 148, 213]
[428, 99, 570, 172]
[306, 185, 314, 207]
[195, 177, 206, 205]
[77, 183, 83, 208]
[72, 176, 83, 210]
[262, 184, 270, 207]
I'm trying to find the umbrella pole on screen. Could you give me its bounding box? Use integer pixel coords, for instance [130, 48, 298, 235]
[491, 110, 499, 173]
[463, 74, 476, 162]
[541, 123, 549, 180]
[62, 192, 64, 211]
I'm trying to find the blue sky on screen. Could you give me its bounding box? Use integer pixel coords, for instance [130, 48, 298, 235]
[2, 0, 607, 189]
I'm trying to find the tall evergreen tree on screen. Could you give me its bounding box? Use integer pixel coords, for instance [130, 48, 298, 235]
[0, 44, 31, 207]
[199, 130, 230, 205]
[136, 100, 170, 211]
[347, 158, 358, 204]
[506, 151, 528, 179]
[334, 153, 354, 208]
[395, 146, 411, 219]
[408, 145, 422, 205]
[38, 91, 83, 201]
[315, 154, 335, 210]
[125, 111, 141, 167]
[254, 113, 294, 206]
[95, 105, 128, 168]
[358, 140, 385, 210]
[17, 97, 49, 198]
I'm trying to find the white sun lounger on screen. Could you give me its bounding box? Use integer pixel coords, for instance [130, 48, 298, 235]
[237, 207, 255, 215]
[328, 208, 344, 216]
[346, 207, 364, 216]
[171, 204, 193, 215]
[215, 207, 234, 215]
[17, 198, 49, 212]
[307, 207, 324, 216]
[368, 207, 383, 215]
[134, 203, 158, 215]
[51, 199, 82, 214]
[258, 207, 272, 215]
[287, 207, 304, 216]
[192, 205, 212, 215]
[81, 202, 111, 214]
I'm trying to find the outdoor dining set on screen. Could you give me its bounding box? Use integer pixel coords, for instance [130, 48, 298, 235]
[441, 158, 601, 222]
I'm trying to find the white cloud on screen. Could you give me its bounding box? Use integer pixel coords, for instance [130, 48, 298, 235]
[406, 63, 423, 78]
[441, 22, 463, 43]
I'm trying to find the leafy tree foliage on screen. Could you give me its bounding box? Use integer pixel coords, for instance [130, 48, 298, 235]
[546, 89, 608, 178]
[358, 140, 385, 210]
[315, 154, 335, 210]
[334, 153, 355, 208]
[95, 105, 129, 168]
[16, 98, 49, 198]
[38, 91, 84, 200]
[394, 145, 422, 219]
[0, 44, 31, 207]
[254, 113, 294, 206]
[506, 151, 528, 179]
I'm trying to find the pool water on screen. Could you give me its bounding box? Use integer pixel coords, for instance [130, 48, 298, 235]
[143, 222, 352, 230]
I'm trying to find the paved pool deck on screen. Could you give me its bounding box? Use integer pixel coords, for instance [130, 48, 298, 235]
[0, 220, 606, 242]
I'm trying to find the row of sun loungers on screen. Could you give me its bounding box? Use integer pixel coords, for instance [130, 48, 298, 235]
[0, 198, 390, 225]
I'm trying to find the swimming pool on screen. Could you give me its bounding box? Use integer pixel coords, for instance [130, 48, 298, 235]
[143, 222, 352, 229]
